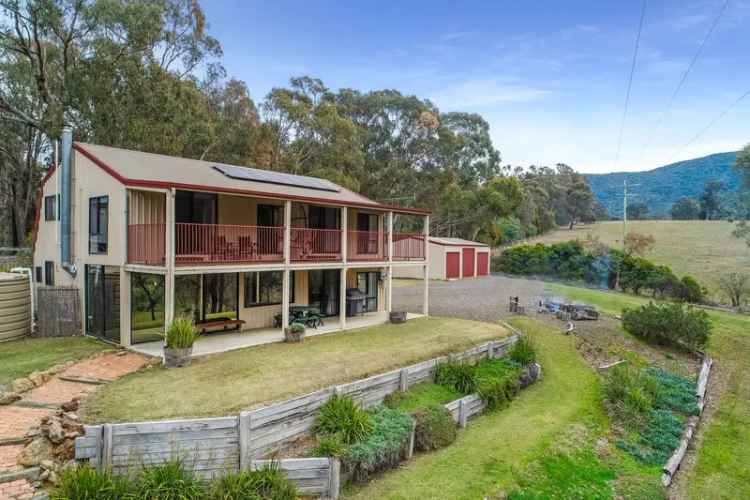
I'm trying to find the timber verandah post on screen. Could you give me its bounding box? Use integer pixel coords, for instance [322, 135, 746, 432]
[164, 188, 176, 329]
[386, 211, 394, 313]
[423, 214, 430, 316]
[282, 200, 292, 332]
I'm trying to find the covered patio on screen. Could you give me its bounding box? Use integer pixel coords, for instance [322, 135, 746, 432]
[129, 311, 425, 358]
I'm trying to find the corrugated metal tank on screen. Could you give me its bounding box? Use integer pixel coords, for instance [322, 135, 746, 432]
[0, 272, 31, 342]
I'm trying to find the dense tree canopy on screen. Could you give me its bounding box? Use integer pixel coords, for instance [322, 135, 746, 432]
[0, 0, 604, 247]
[671, 196, 701, 220]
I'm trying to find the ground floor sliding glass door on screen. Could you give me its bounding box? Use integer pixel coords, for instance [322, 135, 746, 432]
[130, 273, 165, 344]
[308, 269, 340, 317]
[85, 265, 121, 343]
[173, 272, 239, 325]
[357, 271, 379, 313]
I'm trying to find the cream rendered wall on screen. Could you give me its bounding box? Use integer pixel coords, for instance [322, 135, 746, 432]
[237, 270, 309, 330]
[391, 243, 447, 279]
[33, 150, 126, 288]
[33, 167, 69, 285]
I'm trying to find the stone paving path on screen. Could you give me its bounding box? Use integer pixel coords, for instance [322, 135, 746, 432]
[0, 351, 150, 475]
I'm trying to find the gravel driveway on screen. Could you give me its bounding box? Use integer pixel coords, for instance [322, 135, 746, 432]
[393, 274, 550, 322]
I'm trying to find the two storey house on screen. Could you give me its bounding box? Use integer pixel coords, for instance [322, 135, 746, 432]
[33, 128, 430, 355]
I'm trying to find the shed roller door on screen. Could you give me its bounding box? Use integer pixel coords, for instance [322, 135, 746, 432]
[477, 252, 489, 276]
[462, 248, 475, 278]
[446, 252, 460, 279]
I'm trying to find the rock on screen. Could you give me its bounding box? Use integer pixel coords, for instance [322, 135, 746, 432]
[53, 439, 76, 460]
[518, 362, 542, 389]
[45, 418, 66, 444]
[11, 377, 35, 393]
[40, 470, 49, 481]
[28, 371, 50, 387]
[47, 470, 59, 485]
[0, 391, 20, 405]
[18, 437, 55, 467]
[39, 459, 55, 471]
[60, 398, 79, 412]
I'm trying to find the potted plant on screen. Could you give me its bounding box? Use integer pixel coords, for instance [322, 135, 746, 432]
[285, 322, 306, 343]
[390, 311, 407, 324]
[163, 316, 200, 368]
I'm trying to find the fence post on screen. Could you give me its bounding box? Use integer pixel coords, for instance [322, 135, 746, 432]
[458, 399, 468, 428]
[488, 341, 496, 360]
[328, 458, 341, 500]
[239, 412, 251, 470]
[399, 369, 408, 392]
[101, 423, 113, 471]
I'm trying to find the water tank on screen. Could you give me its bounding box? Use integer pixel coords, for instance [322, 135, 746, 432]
[0, 272, 31, 342]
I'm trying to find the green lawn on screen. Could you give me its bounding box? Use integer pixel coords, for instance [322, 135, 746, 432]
[82, 317, 510, 423]
[345, 316, 662, 499]
[0, 336, 110, 387]
[526, 220, 749, 303]
[548, 283, 750, 499]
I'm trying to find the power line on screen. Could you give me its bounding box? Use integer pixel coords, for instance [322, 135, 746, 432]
[638, 0, 729, 160]
[665, 86, 750, 164]
[613, 0, 648, 171]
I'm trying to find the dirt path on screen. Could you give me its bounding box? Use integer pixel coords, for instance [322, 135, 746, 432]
[0, 351, 149, 497]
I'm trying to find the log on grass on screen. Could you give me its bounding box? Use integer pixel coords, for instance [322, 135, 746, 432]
[695, 356, 713, 413]
[661, 416, 699, 487]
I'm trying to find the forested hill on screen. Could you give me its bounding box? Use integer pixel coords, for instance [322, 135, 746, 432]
[585, 152, 740, 216]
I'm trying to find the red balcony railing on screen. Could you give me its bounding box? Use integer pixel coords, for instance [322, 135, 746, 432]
[393, 232, 426, 260]
[175, 223, 284, 265]
[291, 228, 342, 262]
[128, 223, 166, 265]
[347, 230, 387, 261]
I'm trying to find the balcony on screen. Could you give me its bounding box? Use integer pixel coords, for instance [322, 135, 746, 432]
[290, 228, 342, 262]
[175, 223, 284, 265]
[347, 230, 387, 261]
[126, 225, 426, 266]
[128, 223, 166, 266]
[392, 232, 426, 260]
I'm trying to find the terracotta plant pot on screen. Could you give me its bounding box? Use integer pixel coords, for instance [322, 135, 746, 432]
[164, 346, 193, 368]
[390, 311, 407, 324]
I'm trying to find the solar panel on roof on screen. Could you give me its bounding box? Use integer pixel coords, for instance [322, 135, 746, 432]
[212, 164, 341, 193]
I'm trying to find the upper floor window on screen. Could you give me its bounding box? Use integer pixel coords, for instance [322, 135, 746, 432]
[44, 195, 58, 221]
[257, 204, 282, 227]
[89, 196, 109, 254]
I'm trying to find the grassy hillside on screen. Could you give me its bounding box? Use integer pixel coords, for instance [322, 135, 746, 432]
[585, 152, 739, 216]
[548, 284, 750, 499]
[523, 220, 749, 303]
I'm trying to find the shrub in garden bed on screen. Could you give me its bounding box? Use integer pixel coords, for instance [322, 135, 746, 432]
[208, 464, 298, 500]
[434, 360, 477, 393]
[602, 364, 698, 465]
[475, 359, 523, 411]
[342, 406, 415, 483]
[509, 336, 537, 366]
[621, 302, 711, 351]
[412, 404, 457, 452]
[52, 460, 299, 500]
[313, 394, 373, 444]
[383, 382, 463, 413]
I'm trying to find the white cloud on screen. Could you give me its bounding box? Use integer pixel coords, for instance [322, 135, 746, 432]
[430, 78, 550, 110]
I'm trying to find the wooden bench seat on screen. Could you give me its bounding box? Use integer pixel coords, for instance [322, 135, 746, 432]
[196, 318, 246, 334]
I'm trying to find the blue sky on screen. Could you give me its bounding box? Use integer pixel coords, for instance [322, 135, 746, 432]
[203, 0, 750, 174]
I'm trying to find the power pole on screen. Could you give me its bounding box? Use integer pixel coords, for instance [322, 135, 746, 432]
[622, 179, 628, 243]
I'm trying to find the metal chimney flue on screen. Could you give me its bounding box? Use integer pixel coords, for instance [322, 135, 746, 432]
[60, 126, 76, 276]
